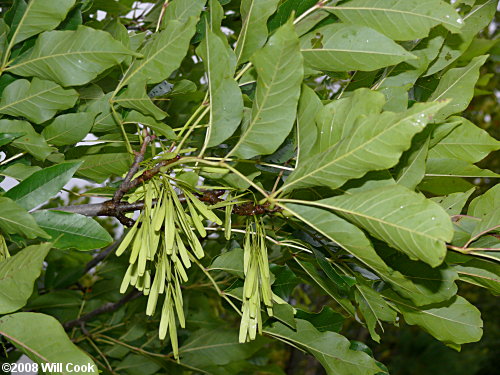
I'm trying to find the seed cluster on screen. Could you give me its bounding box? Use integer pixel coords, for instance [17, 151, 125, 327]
[116, 179, 222, 359]
[239, 217, 273, 343]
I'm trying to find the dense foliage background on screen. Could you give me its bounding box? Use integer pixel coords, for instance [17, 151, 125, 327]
[0, 1, 498, 374]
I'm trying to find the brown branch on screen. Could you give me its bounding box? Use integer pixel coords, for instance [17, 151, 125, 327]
[112, 135, 153, 203]
[84, 242, 119, 274]
[63, 290, 142, 330]
[49, 190, 281, 224]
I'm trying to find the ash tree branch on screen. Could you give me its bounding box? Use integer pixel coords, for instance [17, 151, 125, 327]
[46, 139, 281, 223]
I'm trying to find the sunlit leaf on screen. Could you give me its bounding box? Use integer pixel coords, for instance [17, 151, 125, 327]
[8, 26, 137, 87]
[4, 161, 81, 210]
[231, 21, 303, 158]
[301, 24, 415, 72]
[0, 243, 51, 313]
[32, 210, 113, 251]
[0, 78, 78, 124]
[326, 0, 463, 41]
[0, 312, 97, 373]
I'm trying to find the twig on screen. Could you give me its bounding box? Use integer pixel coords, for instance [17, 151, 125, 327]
[48, 190, 281, 222]
[84, 243, 120, 274]
[63, 290, 142, 330]
[113, 135, 153, 203]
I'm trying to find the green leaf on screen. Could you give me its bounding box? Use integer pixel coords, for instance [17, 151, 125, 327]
[41, 112, 95, 146]
[0, 197, 49, 239]
[296, 85, 322, 167]
[7, 0, 76, 46]
[32, 210, 113, 251]
[429, 55, 488, 122]
[122, 17, 200, 87]
[283, 203, 456, 305]
[295, 306, 344, 333]
[326, 0, 463, 41]
[394, 132, 430, 190]
[426, 0, 497, 76]
[0, 120, 52, 159]
[471, 210, 500, 238]
[313, 89, 386, 155]
[268, 0, 317, 32]
[313, 250, 356, 291]
[426, 158, 499, 178]
[124, 110, 176, 139]
[8, 25, 137, 87]
[0, 132, 24, 147]
[295, 258, 356, 316]
[355, 281, 397, 342]
[231, 21, 303, 159]
[0, 78, 78, 124]
[272, 303, 296, 329]
[270, 264, 300, 299]
[468, 184, 500, 218]
[162, 0, 206, 27]
[234, 0, 280, 65]
[429, 117, 500, 163]
[114, 81, 167, 120]
[83, 92, 120, 133]
[209, 248, 245, 278]
[4, 161, 81, 210]
[179, 328, 264, 369]
[375, 29, 445, 109]
[300, 24, 416, 72]
[0, 163, 41, 180]
[265, 319, 384, 375]
[0, 243, 51, 313]
[198, 29, 243, 147]
[282, 101, 446, 192]
[76, 152, 130, 183]
[430, 188, 475, 215]
[390, 295, 483, 347]
[316, 185, 453, 266]
[0, 312, 97, 373]
[454, 258, 500, 295]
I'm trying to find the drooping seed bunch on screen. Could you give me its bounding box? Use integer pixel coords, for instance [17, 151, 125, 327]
[116, 177, 222, 359]
[239, 216, 273, 343]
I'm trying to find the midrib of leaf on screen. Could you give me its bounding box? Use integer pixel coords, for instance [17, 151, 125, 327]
[281, 204, 419, 298]
[234, 0, 255, 62]
[37, 219, 107, 241]
[390, 297, 480, 328]
[0, 84, 58, 112]
[2, 0, 35, 66]
[78, 155, 126, 172]
[457, 271, 498, 283]
[116, 29, 188, 93]
[0, 331, 52, 365]
[295, 258, 353, 315]
[354, 285, 384, 331]
[301, 48, 406, 56]
[282, 108, 433, 192]
[431, 59, 483, 102]
[396, 138, 428, 183]
[45, 126, 76, 142]
[263, 329, 376, 370]
[279, 199, 441, 243]
[325, 5, 459, 28]
[7, 50, 128, 71]
[230, 40, 286, 156]
[464, 0, 494, 21]
[0, 212, 41, 233]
